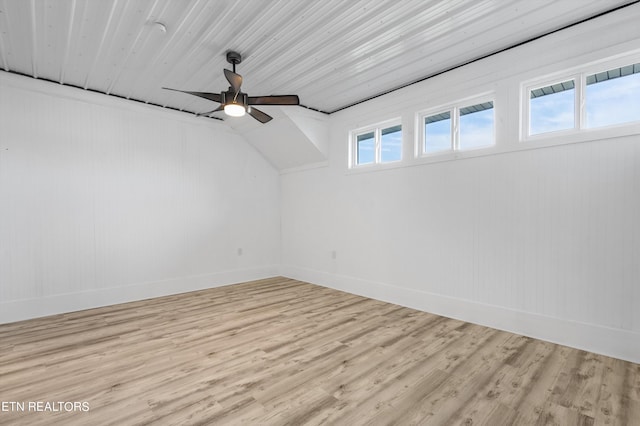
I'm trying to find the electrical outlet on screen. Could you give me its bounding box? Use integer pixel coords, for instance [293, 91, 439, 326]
[237, 248, 243, 256]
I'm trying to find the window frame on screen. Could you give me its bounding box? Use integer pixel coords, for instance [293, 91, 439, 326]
[416, 94, 495, 158]
[583, 62, 640, 130]
[521, 51, 640, 142]
[354, 128, 376, 166]
[349, 118, 403, 168]
[419, 106, 455, 157]
[522, 73, 582, 141]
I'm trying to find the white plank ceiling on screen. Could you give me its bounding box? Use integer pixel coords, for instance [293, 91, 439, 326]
[0, 0, 636, 117]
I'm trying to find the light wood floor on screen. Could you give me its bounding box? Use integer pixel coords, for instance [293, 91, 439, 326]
[0, 277, 638, 425]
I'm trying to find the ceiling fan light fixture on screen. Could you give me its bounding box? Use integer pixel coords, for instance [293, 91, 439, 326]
[224, 103, 246, 117]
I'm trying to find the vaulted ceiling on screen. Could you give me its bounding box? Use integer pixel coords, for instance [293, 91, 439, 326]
[0, 0, 635, 121]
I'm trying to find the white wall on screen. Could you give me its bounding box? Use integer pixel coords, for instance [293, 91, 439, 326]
[280, 6, 640, 363]
[0, 73, 280, 323]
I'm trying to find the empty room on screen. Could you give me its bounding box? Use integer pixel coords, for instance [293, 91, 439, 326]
[1, 0, 639, 424]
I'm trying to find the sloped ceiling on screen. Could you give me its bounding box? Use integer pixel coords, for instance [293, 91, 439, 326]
[227, 106, 329, 171]
[0, 0, 636, 169]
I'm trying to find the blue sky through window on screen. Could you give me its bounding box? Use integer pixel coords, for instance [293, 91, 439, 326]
[356, 131, 374, 164]
[459, 106, 494, 149]
[530, 83, 575, 135]
[381, 125, 402, 162]
[586, 71, 640, 128]
[530, 66, 640, 135]
[425, 113, 451, 153]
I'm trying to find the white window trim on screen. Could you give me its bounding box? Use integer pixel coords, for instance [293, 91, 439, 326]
[349, 118, 402, 169]
[415, 93, 495, 158]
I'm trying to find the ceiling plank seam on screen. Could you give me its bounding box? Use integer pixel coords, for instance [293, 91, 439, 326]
[83, 0, 120, 90]
[59, 0, 77, 84]
[0, 0, 9, 71]
[28, 0, 36, 78]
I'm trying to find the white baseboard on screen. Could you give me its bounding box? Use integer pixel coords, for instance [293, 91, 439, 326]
[0, 266, 279, 324]
[280, 265, 640, 364]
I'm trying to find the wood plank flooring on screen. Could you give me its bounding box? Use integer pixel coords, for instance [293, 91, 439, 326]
[0, 277, 638, 425]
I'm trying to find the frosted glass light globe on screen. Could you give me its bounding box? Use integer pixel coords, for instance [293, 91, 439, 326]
[224, 103, 246, 117]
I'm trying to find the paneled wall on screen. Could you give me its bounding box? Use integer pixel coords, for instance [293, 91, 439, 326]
[280, 6, 640, 362]
[0, 73, 280, 323]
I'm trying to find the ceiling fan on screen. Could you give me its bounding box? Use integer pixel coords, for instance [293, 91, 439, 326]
[163, 51, 299, 123]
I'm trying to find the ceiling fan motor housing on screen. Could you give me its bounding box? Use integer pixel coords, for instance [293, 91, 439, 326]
[221, 91, 247, 107]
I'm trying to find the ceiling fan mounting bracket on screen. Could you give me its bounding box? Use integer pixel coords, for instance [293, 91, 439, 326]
[226, 51, 242, 65]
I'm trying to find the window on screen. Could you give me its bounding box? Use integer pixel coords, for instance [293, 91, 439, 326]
[348, 54, 640, 170]
[586, 63, 640, 128]
[351, 121, 402, 167]
[529, 80, 575, 135]
[419, 98, 494, 156]
[523, 59, 640, 139]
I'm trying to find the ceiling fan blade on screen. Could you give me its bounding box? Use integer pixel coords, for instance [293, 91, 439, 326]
[163, 87, 221, 103]
[224, 69, 242, 94]
[197, 105, 224, 116]
[248, 107, 272, 124]
[248, 95, 299, 105]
